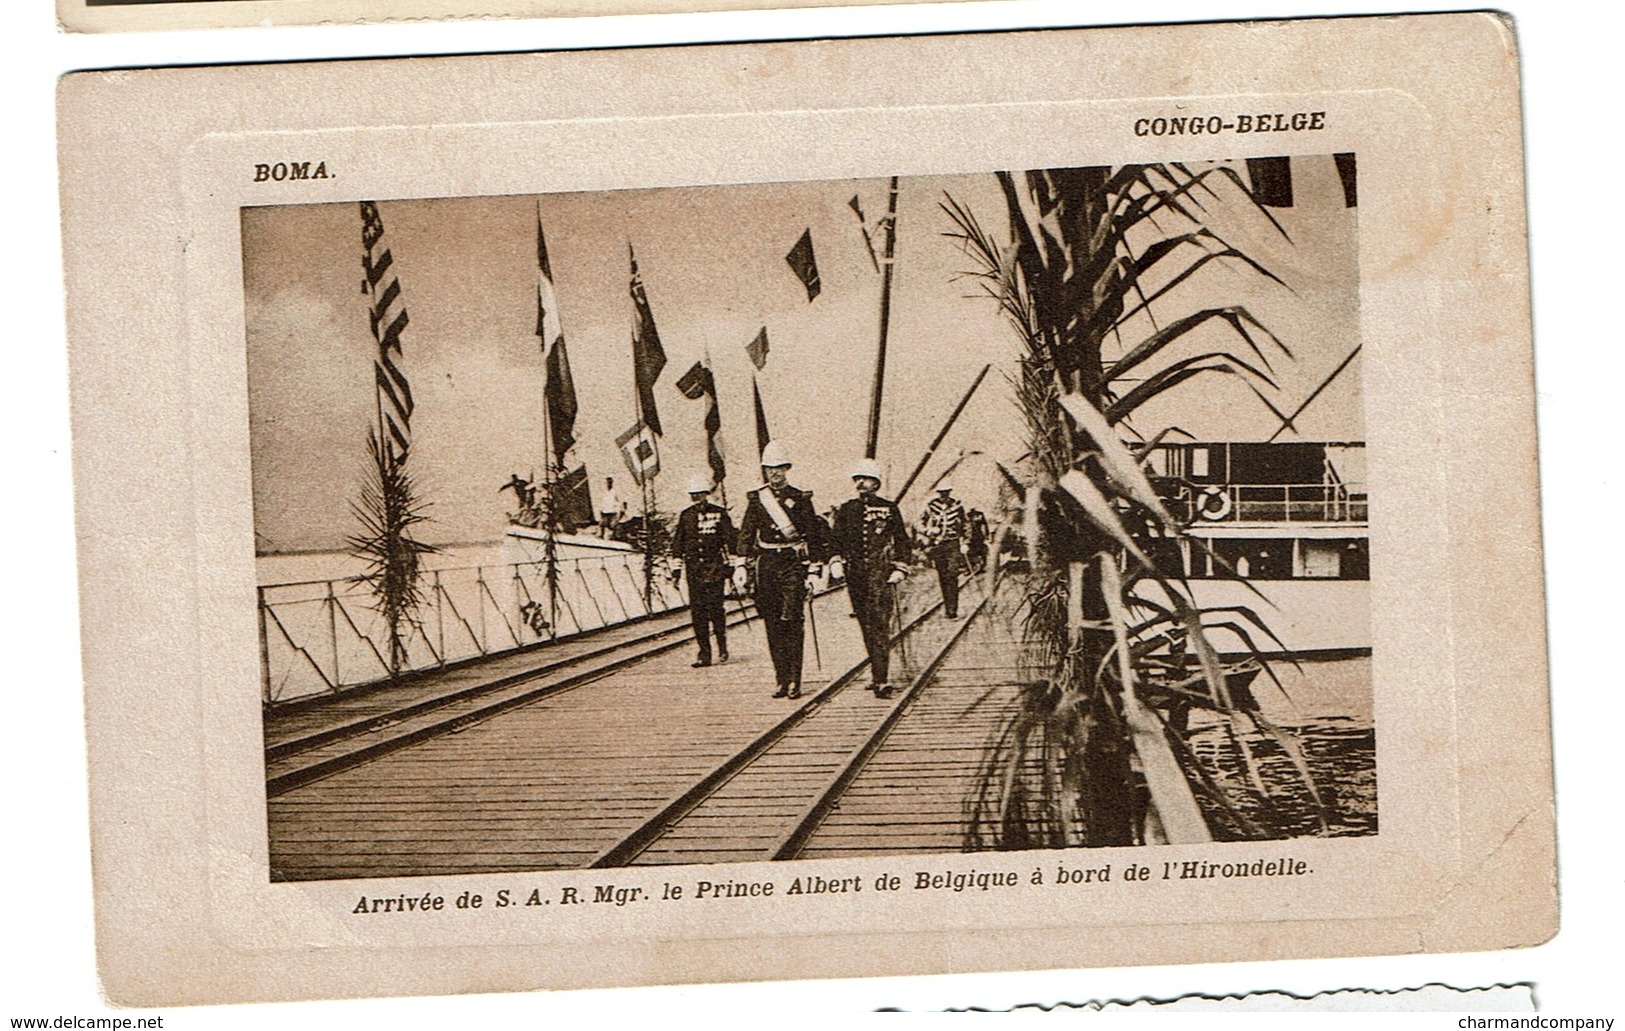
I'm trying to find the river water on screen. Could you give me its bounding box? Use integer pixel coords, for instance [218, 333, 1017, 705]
[1181, 656, 1377, 840]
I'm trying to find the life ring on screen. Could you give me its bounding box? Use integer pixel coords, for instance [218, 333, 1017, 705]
[1197, 487, 1232, 520]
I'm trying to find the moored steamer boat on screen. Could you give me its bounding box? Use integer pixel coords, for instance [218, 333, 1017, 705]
[1145, 439, 1369, 657]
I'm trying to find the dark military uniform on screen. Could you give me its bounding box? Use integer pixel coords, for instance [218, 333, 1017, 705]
[739, 483, 830, 696]
[919, 493, 968, 618]
[966, 508, 990, 574]
[833, 493, 911, 688]
[671, 500, 736, 666]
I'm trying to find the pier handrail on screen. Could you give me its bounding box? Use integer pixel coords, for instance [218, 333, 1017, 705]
[258, 552, 687, 703]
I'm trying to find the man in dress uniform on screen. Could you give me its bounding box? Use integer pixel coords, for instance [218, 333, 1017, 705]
[831, 459, 910, 698]
[670, 474, 736, 668]
[919, 480, 969, 619]
[738, 441, 830, 699]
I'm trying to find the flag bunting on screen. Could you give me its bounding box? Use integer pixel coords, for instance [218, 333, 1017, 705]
[1245, 156, 1295, 208]
[536, 215, 579, 465]
[629, 245, 667, 436]
[753, 375, 771, 454]
[785, 229, 821, 302]
[745, 326, 770, 370]
[361, 201, 413, 462]
[553, 463, 596, 532]
[616, 420, 661, 485]
[676, 360, 726, 486]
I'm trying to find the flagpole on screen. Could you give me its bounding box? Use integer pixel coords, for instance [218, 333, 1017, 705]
[704, 342, 730, 514]
[864, 175, 900, 460]
[631, 280, 655, 612]
[537, 201, 561, 633]
[895, 362, 992, 504]
[541, 364, 559, 633]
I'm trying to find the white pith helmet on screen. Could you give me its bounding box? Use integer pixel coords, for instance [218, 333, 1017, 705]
[935, 479, 954, 492]
[760, 441, 792, 468]
[850, 458, 883, 484]
[686, 474, 713, 495]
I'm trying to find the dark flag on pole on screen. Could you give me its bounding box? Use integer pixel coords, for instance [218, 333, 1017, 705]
[753, 376, 771, 453]
[1245, 156, 1294, 208]
[849, 195, 880, 272]
[545, 338, 578, 466]
[745, 326, 770, 370]
[536, 217, 578, 465]
[1334, 152, 1358, 208]
[553, 463, 595, 532]
[628, 245, 667, 436]
[616, 420, 661, 485]
[785, 229, 821, 302]
[676, 361, 726, 486]
[361, 201, 413, 462]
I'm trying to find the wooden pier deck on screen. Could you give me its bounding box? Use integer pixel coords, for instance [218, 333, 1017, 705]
[265, 572, 1376, 881]
[267, 585, 942, 880]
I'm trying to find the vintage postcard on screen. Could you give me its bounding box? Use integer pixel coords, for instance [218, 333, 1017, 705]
[58, 14, 1552, 1007]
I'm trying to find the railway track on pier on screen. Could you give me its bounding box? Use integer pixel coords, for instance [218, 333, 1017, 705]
[594, 589, 995, 867]
[267, 578, 1016, 880]
[264, 596, 769, 797]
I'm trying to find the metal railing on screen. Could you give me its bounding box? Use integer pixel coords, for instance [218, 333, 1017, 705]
[258, 552, 684, 704]
[1188, 484, 1368, 524]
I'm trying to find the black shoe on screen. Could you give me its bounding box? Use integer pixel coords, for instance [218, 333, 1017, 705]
[692, 657, 712, 668]
[945, 611, 959, 620]
[717, 649, 729, 664]
[787, 685, 802, 700]
[772, 685, 790, 698]
[876, 683, 896, 699]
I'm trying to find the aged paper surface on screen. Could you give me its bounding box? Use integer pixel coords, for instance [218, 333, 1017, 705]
[58, 14, 1552, 1007]
[56, 0, 954, 34]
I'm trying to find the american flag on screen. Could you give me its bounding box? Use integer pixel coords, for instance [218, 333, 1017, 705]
[361, 201, 413, 462]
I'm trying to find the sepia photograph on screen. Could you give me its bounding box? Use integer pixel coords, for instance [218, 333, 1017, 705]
[249, 160, 1371, 881]
[51, 15, 1561, 1007]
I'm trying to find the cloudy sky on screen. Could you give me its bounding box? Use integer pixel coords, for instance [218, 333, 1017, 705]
[242, 160, 1359, 556]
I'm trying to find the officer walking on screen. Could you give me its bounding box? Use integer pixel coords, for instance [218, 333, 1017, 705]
[670, 474, 736, 668]
[831, 459, 910, 698]
[738, 441, 830, 699]
[919, 480, 969, 619]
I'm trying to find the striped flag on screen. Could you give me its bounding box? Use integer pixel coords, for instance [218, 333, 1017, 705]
[536, 215, 578, 465]
[629, 245, 667, 436]
[361, 201, 413, 461]
[676, 360, 725, 486]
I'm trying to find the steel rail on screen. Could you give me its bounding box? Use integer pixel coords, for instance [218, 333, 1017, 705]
[264, 602, 760, 794]
[266, 583, 850, 795]
[769, 591, 991, 860]
[586, 595, 948, 869]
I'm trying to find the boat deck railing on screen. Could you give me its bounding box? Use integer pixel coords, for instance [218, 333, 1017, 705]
[1185, 483, 1368, 524]
[258, 552, 684, 703]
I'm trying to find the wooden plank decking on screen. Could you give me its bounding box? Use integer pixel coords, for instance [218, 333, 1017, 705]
[268, 589, 888, 879]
